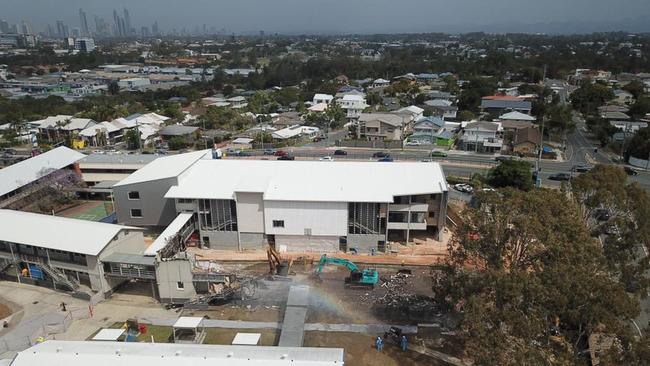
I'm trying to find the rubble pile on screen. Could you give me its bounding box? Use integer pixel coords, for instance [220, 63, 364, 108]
[364, 272, 439, 321]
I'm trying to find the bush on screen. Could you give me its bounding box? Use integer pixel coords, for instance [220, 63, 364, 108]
[167, 137, 188, 150]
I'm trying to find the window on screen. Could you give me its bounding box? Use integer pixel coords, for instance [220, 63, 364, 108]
[128, 191, 140, 200]
[130, 209, 142, 218]
[177, 282, 184, 290]
[178, 198, 193, 204]
[428, 212, 435, 218]
[273, 220, 285, 228]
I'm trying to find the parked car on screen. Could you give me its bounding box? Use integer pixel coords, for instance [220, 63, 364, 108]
[377, 157, 394, 162]
[277, 155, 295, 160]
[2, 148, 16, 155]
[405, 140, 421, 146]
[431, 150, 448, 158]
[373, 152, 390, 158]
[572, 164, 593, 173]
[274, 150, 287, 157]
[319, 156, 334, 161]
[333, 149, 348, 156]
[624, 166, 639, 176]
[237, 150, 251, 157]
[454, 183, 474, 193]
[263, 149, 276, 155]
[154, 149, 168, 155]
[495, 156, 512, 163]
[549, 173, 571, 181]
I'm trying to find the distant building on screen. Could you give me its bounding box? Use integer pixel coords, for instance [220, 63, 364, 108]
[358, 113, 409, 141]
[338, 94, 368, 121]
[74, 38, 95, 53]
[459, 121, 504, 153]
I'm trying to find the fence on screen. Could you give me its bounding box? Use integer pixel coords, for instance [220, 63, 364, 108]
[337, 139, 403, 149]
[0, 305, 93, 356]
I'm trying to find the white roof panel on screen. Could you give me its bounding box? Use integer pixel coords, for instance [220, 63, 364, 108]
[232, 333, 261, 345]
[499, 111, 536, 121]
[146, 212, 194, 256]
[92, 329, 125, 341]
[165, 160, 448, 203]
[0, 146, 85, 197]
[114, 150, 210, 187]
[0, 210, 137, 256]
[11, 340, 345, 366]
[173, 317, 204, 328]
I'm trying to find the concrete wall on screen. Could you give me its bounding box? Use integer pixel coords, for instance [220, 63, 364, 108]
[239, 232, 266, 250]
[114, 177, 178, 227]
[200, 230, 239, 250]
[235, 192, 265, 233]
[275, 235, 339, 253]
[265, 201, 347, 237]
[347, 234, 383, 253]
[155, 255, 196, 304]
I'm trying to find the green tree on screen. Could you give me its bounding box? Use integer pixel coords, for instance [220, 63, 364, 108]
[124, 129, 140, 150]
[486, 160, 533, 191]
[629, 96, 650, 119]
[545, 104, 575, 133]
[457, 110, 475, 121]
[570, 80, 614, 116]
[434, 189, 640, 365]
[108, 81, 120, 96]
[167, 136, 187, 150]
[622, 80, 646, 100]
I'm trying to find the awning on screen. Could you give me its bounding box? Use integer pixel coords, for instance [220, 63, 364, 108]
[145, 212, 194, 256]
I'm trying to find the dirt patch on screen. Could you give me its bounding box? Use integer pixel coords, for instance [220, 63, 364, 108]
[304, 331, 445, 366]
[185, 306, 283, 323]
[0, 302, 12, 319]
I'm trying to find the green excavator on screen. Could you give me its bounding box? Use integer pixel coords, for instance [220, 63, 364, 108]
[315, 254, 379, 288]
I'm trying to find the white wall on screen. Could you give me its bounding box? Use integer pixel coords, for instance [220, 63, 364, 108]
[264, 201, 347, 236]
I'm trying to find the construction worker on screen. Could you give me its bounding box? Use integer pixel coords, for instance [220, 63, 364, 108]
[60, 302, 66, 312]
[375, 336, 384, 351]
[400, 335, 408, 351]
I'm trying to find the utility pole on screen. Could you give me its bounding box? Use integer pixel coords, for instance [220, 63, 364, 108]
[536, 115, 545, 188]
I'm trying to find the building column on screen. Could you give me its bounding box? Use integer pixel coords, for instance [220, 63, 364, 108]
[437, 190, 449, 241]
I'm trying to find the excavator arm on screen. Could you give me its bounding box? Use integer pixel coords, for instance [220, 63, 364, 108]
[316, 254, 359, 274]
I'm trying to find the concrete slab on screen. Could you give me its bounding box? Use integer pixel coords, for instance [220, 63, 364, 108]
[278, 306, 308, 347]
[285, 285, 310, 308]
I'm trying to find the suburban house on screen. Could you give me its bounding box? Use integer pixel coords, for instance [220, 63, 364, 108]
[511, 126, 541, 156]
[0, 209, 145, 296]
[371, 78, 390, 88]
[601, 111, 631, 121]
[459, 121, 504, 153]
[273, 112, 302, 129]
[358, 113, 409, 141]
[338, 94, 368, 121]
[312, 93, 334, 105]
[0, 146, 85, 208]
[480, 95, 532, 115]
[227, 96, 248, 109]
[424, 99, 458, 119]
[113, 157, 449, 253]
[498, 111, 537, 123]
[410, 117, 455, 146]
[396, 105, 425, 122]
[613, 90, 634, 105]
[272, 125, 320, 140]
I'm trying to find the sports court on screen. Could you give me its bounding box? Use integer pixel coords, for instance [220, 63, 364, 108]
[58, 201, 114, 221]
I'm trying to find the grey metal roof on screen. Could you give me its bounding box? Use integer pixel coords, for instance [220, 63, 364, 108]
[159, 125, 199, 136]
[101, 252, 154, 266]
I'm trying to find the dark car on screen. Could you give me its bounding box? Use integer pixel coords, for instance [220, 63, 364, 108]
[333, 149, 347, 156]
[495, 156, 512, 163]
[277, 155, 295, 160]
[274, 150, 287, 157]
[624, 166, 638, 176]
[237, 150, 251, 157]
[2, 148, 16, 155]
[378, 157, 394, 162]
[263, 149, 276, 155]
[572, 164, 592, 173]
[372, 151, 390, 158]
[549, 173, 571, 181]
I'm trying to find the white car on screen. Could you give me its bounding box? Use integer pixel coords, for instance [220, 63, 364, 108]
[406, 140, 421, 146]
[454, 183, 474, 193]
[319, 156, 334, 161]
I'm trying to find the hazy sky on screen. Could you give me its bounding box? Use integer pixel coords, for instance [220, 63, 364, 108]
[2, 0, 650, 34]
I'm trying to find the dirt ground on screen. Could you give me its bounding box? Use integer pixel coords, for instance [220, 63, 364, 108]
[303, 331, 447, 366]
[0, 303, 12, 319]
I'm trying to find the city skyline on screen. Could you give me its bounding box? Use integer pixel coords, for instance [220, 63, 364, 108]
[1, 0, 650, 35]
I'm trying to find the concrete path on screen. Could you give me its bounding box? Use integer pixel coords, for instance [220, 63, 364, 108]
[141, 315, 417, 334]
